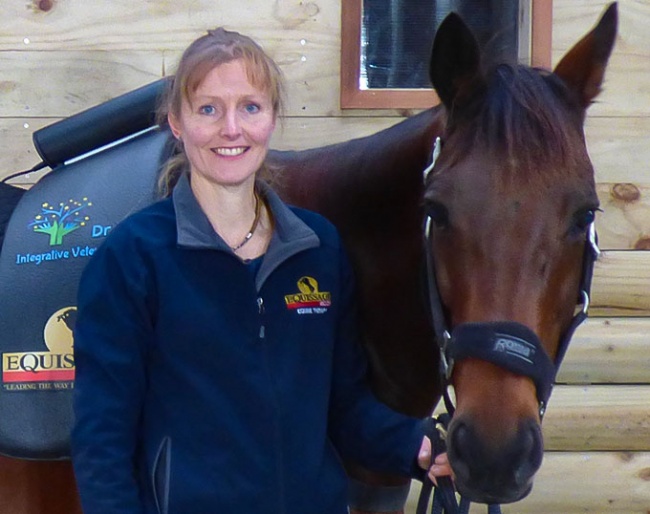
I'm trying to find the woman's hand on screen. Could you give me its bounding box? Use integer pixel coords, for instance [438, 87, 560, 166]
[418, 437, 453, 484]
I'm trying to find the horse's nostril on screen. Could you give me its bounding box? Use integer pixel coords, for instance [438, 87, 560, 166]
[448, 421, 477, 481]
[451, 421, 470, 448]
[449, 421, 470, 460]
[513, 420, 544, 484]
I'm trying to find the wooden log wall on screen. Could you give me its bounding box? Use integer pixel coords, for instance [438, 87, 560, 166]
[0, 0, 648, 512]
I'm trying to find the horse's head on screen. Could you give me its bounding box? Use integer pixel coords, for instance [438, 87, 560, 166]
[424, 4, 617, 504]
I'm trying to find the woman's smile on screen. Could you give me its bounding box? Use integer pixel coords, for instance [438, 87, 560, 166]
[213, 146, 248, 157]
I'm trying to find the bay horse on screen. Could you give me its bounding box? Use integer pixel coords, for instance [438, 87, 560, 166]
[0, 4, 616, 514]
[270, 3, 617, 512]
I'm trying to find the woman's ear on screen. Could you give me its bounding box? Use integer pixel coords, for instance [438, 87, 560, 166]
[167, 112, 182, 140]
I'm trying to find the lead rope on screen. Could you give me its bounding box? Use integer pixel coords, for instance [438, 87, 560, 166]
[416, 415, 458, 514]
[416, 414, 502, 514]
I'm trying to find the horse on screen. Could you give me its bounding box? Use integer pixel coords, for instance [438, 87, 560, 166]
[269, 4, 617, 512]
[0, 4, 617, 513]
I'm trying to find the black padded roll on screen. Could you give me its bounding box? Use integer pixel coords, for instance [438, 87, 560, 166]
[32, 78, 170, 168]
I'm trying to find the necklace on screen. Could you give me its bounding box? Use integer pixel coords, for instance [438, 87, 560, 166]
[230, 192, 262, 252]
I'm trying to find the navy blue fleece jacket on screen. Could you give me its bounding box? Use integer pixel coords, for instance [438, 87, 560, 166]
[71, 175, 424, 514]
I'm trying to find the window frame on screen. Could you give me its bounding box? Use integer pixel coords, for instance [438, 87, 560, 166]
[340, 0, 553, 109]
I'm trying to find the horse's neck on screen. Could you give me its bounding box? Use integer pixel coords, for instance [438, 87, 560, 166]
[269, 106, 445, 214]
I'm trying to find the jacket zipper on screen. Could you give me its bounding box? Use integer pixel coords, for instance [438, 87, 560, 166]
[256, 294, 287, 514]
[257, 297, 265, 339]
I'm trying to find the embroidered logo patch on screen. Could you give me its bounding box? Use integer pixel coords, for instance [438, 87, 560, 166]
[492, 334, 536, 364]
[284, 276, 331, 314]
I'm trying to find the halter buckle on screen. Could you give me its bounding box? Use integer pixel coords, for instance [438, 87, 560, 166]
[578, 289, 590, 316]
[588, 223, 601, 258]
[439, 330, 453, 379]
[538, 400, 547, 419]
[435, 420, 448, 441]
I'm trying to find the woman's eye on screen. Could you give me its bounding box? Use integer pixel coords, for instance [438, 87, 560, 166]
[244, 103, 261, 114]
[199, 105, 216, 115]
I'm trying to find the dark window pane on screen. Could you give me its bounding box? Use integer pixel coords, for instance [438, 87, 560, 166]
[361, 0, 521, 89]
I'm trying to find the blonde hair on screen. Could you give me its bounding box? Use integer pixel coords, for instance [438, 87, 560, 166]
[156, 28, 286, 196]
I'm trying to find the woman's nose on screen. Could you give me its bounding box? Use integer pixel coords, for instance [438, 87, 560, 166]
[220, 110, 241, 138]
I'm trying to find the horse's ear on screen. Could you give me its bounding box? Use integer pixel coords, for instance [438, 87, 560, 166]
[553, 2, 618, 109]
[429, 12, 484, 110]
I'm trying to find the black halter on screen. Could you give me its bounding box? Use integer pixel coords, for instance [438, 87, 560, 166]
[417, 137, 600, 514]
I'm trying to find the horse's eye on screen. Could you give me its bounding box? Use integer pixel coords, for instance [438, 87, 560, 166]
[426, 201, 450, 229]
[573, 208, 598, 232]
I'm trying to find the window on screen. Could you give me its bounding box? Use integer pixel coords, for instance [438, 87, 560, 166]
[340, 0, 552, 109]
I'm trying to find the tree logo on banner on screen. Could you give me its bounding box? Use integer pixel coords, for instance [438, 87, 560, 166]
[28, 198, 92, 246]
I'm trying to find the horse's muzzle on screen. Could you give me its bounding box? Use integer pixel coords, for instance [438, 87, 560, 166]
[447, 416, 543, 504]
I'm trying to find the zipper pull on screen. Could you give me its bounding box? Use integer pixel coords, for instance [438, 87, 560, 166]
[257, 297, 265, 339]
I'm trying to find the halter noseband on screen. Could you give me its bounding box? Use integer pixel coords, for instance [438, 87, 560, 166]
[423, 138, 600, 418]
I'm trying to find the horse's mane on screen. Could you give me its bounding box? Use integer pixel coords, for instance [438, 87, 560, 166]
[452, 63, 585, 172]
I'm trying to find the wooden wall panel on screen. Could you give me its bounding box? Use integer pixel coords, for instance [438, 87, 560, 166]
[542, 385, 650, 451]
[501, 452, 650, 514]
[0, 40, 347, 119]
[0, 1, 337, 51]
[0, 119, 52, 181]
[592, 251, 650, 316]
[0, 0, 344, 119]
[0, 51, 162, 118]
[559, 317, 650, 384]
[597, 183, 650, 251]
[587, 116, 650, 184]
[553, 0, 650, 117]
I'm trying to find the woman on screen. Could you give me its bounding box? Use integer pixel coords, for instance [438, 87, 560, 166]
[71, 28, 449, 514]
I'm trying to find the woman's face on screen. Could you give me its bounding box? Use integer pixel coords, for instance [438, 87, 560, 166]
[169, 59, 276, 189]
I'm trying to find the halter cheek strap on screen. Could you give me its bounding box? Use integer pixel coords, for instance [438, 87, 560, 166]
[423, 137, 442, 181]
[554, 222, 600, 367]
